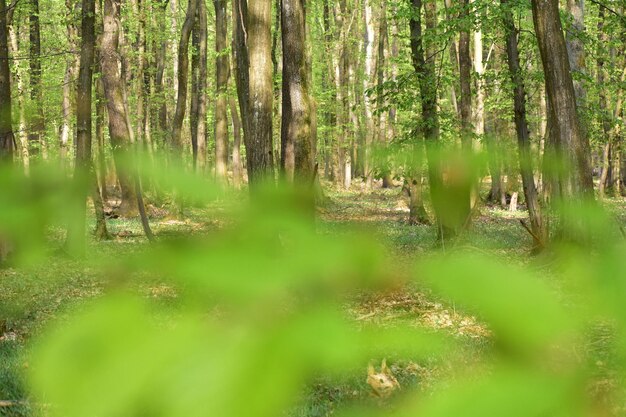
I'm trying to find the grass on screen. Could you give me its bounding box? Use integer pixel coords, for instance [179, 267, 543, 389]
[1, 181, 624, 416]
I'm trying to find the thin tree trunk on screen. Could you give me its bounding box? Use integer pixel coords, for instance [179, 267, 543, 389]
[215, 0, 230, 180]
[232, 0, 250, 145]
[0, 0, 15, 162]
[362, 0, 377, 188]
[28, 0, 44, 160]
[457, 0, 473, 231]
[229, 96, 243, 187]
[154, 0, 169, 140]
[95, 75, 108, 201]
[443, 0, 460, 118]
[502, 0, 545, 246]
[171, 0, 199, 153]
[597, 6, 612, 198]
[196, 0, 208, 173]
[66, 0, 95, 256]
[191, 14, 200, 166]
[7, 8, 28, 169]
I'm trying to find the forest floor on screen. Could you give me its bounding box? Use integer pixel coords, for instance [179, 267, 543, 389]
[1, 180, 625, 417]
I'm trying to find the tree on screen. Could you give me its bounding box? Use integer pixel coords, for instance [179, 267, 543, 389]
[408, 0, 435, 227]
[501, 0, 545, 246]
[100, 0, 138, 216]
[190, 0, 208, 172]
[28, 0, 44, 159]
[531, 0, 593, 199]
[65, 0, 95, 256]
[171, 0, 198, 154]
[0, 0, 14, 162]
[246, 0, 275, 185]
[214, 0, 229, 179]
[280, 0, 314, 183]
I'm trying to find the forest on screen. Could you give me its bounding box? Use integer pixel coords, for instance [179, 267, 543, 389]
[0, 0, 626, 415]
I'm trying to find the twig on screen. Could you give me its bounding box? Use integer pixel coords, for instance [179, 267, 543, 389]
[0, 400, 27, 407]
[519, 219, 544, 250]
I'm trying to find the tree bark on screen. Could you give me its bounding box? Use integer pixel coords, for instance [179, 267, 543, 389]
[190, 0, 208, 172]
[215, 0, 230, 179]
[531, 0, 593, 199]
[597, 5, 612, 198]
[66, 0, 96, 256]
[565, 0, 587, 106]
[100, 0, 138, 216]
[154, 0, 169, 140]
[502, 0, 545, 246]
[280, 0, 314, 183]
[409, 0, 447, 230]
[362, 0, 377, 188]
[458, 0, 472, 146]
[28, 0, 44, 159]
[246, 0, 275, 185]
[0, 0, 15, 162]
[60, 1, 78, 171]
[6, 3, 26, 167]
[171, 0, 199, 153]
[229, 96, 243, 187]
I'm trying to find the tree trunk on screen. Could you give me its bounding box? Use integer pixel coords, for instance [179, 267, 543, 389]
[59, 2, 78, 171]
[230, 96, 243, 187]
[190, 0, 208, 172]
[502, 0, 545, 246]
[565, 0, 587, 106]
[6, 5, 28, 168]
[171, 0, 199, 153]
[66, 0, 95, 257]
[215, 0, 230, 180]
[0, 0, 15, 162]
[154, 0, 169, 140]
[246, 0, 275, 185]
[100, 0, 138, 216]
[280, 0, 314, 183]
[409, 0, 447, 229]
[596, 6, 612, 198]
[28, 0, 44, 160]
[362, 0, 377, 188]
[531, 0, 593, 199]
[233, 0, 250, 145]
[443, 0, 460, 118]
[458, 0, 472, 146]
[457, 0, 473, 229]
[95, 77, 108, 202]
[196, 0, 208, 173]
